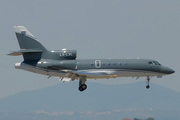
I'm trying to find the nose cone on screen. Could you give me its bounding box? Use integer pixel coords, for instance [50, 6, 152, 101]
[161, 66, 175, 74]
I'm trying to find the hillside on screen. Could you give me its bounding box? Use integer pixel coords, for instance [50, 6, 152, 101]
[0, 81, 179, 114]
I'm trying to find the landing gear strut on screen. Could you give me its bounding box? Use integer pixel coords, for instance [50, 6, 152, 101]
[146, 76, 150, 89]
[79, 76, 87, 92]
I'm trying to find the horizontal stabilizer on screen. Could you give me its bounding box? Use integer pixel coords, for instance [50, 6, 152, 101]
[7, 49, 43, 56]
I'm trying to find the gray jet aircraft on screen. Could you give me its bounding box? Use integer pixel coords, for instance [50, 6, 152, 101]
[8, 26, 175, 91]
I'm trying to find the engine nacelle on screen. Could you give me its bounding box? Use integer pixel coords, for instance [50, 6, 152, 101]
[59, 50, 77, 59]
[51, 50, 77, 60]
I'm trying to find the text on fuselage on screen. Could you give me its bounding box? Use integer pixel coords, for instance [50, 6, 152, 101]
[60, 53, 73, 56]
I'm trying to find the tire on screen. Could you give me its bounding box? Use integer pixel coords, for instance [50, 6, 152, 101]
[146, 85, 150, 89]
[81, 84, 87, 90]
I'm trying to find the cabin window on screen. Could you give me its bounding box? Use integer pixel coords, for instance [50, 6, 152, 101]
[102, 63, 105, 66]
[91, 63, 94, 66]
[119, 63, 122, 66]
[108, 63, 111, 66]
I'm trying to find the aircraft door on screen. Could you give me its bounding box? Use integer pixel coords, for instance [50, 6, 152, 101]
[95, 60, 101, 68]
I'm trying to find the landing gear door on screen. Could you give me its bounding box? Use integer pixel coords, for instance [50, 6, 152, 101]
[95, 60, 101, 68]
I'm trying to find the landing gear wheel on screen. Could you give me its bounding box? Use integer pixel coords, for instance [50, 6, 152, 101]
[79, 84, 87, 92]
[81, 84, 87, 90]
[79, 86, 84, 91]
[79, 76, 87, 92]
[146, 85, 150, 89]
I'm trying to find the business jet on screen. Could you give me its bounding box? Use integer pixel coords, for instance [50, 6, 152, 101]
[8, 26, 175, 91]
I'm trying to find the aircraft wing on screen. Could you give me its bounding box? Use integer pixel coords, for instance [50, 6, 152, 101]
[62, 70, 115, 78]
[60, 70, 116, 82]
[71, 70, 108, 76]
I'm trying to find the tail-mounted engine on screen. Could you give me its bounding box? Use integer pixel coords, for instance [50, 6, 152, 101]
[51, 50, 77, 60]
[59, 50, 77, 60]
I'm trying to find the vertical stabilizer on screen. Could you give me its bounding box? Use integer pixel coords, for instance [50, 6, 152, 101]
[14, 26, 47, 62]
[14, 26, 46, 51]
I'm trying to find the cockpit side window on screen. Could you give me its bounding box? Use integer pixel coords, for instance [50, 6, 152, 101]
[148, 61, 153, 65]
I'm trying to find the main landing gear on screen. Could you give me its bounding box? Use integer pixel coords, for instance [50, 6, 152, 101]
[146, 76, 150, 89]
[79, 76, 87, 92]
[79, 84, 87, 91]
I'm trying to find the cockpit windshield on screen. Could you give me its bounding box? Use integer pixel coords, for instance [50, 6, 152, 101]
[148, 61, 161, 66]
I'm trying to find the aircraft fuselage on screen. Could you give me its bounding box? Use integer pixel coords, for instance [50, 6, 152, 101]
[15, 58, 174, 79]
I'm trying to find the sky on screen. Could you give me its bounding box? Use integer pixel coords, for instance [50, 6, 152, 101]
[0, 0, 180, 99]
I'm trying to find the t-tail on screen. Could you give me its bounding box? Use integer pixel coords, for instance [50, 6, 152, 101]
[8, 26, 47, 63]
[8, 26, 77, 64]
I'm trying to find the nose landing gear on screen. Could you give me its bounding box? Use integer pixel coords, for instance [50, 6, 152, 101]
[146, 76, 150, 89]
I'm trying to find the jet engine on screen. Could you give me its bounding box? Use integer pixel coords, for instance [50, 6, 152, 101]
[51, 50, 77, 60]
